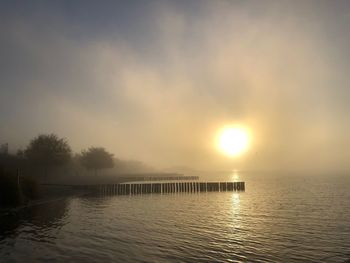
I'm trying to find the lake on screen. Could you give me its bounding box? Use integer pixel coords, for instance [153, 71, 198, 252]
[1, 172, 350, 262]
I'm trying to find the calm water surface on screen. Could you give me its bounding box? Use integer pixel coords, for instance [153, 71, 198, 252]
[1, 173, 350, 262]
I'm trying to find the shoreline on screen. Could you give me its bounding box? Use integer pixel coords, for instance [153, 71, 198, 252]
[0, 185, 91, 216]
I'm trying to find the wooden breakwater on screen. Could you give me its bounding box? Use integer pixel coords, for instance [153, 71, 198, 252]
[95, 181, 245, 195]
[116, 175, 199, 182]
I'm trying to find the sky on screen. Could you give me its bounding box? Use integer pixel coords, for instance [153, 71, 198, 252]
[1, 0, 350, 172]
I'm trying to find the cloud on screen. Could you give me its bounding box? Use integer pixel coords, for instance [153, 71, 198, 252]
[1, 1, 350, 172]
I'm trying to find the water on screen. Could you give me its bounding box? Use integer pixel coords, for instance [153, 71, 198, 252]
[1, 172, 350, 262]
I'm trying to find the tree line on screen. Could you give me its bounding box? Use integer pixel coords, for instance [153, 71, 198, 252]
[0, 133, 115, 178]
[0, 134, 117, 206]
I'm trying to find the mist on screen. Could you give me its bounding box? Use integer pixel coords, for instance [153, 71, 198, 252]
[1, 0, 350, 172]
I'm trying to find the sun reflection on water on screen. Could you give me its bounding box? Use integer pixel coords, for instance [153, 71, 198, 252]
[231, 170, 240, 181]
[231, 193, 240, 206]
[227, 192, 242, 240]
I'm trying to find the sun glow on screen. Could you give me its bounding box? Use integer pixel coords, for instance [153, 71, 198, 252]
[217, 126, 250, 157]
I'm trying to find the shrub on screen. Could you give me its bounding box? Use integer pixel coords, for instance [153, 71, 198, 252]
[0, 168, 40, 207]
[0, 169, 22, 206]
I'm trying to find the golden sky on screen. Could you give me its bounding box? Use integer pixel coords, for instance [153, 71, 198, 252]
[1, 1, 350, 172]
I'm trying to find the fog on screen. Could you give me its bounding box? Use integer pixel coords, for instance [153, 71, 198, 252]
[1, 1, 350, 172]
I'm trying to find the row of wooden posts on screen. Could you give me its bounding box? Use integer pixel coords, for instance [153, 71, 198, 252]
[97, 182, 245, 195]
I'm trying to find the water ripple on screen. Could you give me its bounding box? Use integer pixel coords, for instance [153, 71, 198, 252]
[1, 175, 350, 262]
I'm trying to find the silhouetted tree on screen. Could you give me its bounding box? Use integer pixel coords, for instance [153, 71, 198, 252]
[80, 147, 114, 175]
[25, 134, 72, 177]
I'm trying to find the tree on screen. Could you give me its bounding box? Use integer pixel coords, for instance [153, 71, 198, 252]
[80, 147, 114, 175]
[25, 134, 72, 177]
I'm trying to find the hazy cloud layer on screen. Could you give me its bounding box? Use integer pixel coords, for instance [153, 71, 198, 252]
[1, 1, 350, 172]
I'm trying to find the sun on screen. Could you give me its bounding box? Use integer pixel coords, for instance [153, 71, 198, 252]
[217, 126, 250, 157]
